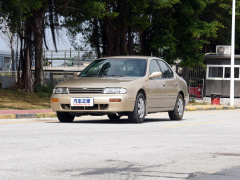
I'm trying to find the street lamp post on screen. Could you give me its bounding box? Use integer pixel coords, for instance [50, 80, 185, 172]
[230, 0, 236, 106]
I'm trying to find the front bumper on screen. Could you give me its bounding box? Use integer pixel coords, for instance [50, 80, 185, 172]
[51, 94, 135, 114]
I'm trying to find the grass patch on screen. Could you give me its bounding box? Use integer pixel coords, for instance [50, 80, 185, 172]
[0, 88, 51, 110]
[188, 102, 209, 106]
[188, 99, 209, 106]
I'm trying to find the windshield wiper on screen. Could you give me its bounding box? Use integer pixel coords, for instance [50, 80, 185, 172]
[83, 75, 125, 77]
[105, 75, 125, 77]
[81, 75, 98, 77]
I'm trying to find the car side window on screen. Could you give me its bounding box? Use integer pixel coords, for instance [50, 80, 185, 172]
[149, 60, 161, 75]
[157, 60, 174, 78]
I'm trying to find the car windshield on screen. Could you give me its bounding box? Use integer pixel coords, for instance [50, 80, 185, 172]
[79, 58, 147, 77]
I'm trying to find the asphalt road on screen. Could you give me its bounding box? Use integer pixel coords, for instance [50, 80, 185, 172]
[0, 110, 240, 180]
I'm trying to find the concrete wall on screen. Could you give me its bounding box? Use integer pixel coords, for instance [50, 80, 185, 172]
[205, 80, 240, 97]
[0, 72, 68, 89]
[0, 76, 17, 88]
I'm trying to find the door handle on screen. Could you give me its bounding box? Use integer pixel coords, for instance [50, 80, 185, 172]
[175, 82, 178, 86]
[162, 83, 166, 87]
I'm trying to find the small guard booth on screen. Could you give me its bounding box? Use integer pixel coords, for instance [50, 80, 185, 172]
[205, 54, 240, 98]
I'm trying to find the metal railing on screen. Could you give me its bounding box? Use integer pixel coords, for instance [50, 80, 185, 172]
[0, 71, 18, 77]
[43, 49, 97, 67]
[184, 78, 205, 99]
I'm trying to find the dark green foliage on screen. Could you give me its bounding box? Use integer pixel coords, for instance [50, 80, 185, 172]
[1, 0, 240, 86]
[62, 0, 240, 68]
[0, 0, 59, 92]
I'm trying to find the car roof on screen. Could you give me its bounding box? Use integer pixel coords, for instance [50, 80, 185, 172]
[98, 56, 158, 60]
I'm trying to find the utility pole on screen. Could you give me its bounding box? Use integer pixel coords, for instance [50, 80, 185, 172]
[230, 0, 236, 106]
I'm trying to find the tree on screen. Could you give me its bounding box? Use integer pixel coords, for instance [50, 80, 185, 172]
[65, 0, 240, 70]
[2, 0, 240, 93]
[0, 0, 33, 92]
[62, 0, 180, 57]
[141, 1, 178, 61]
[201, 0, 240, 54]
[0, 0, 59, 92]
[141, 0, 223, 67]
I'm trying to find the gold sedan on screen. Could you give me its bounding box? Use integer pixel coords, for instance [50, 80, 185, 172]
[51, 56, 189, 123]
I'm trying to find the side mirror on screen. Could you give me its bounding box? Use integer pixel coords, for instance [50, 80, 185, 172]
[149, 72, 162, 79]
[73, 72, 80, 78]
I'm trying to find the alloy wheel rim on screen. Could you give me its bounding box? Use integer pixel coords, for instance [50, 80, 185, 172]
[138, 98, 145, 118]
[178, 98, 184, 116]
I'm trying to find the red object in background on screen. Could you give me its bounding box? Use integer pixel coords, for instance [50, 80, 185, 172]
[211, 94, 221, 105]
[189, 87, 195, 95]
[189, 86, 202, 98]
[195, 86, 201, 98]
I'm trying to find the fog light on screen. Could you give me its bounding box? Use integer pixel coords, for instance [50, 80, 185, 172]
[109, 98, 122, 102]
[51, 98, 59, 102]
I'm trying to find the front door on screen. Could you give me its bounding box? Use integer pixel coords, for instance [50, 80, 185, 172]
[146, 60, 168, 108]
[157, 60, 178, 107]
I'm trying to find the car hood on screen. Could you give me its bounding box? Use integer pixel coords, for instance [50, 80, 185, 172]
[56, 77, 141, 88]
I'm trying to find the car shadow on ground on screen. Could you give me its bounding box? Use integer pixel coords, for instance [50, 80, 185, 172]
[73, 118, 171, 124]
[48, 118, 187, 124]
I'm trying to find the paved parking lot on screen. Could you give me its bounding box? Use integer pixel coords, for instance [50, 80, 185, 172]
[0, 110, 240, 179]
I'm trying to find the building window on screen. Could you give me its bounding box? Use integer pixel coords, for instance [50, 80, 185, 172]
[225, 67, 240, 78]
[235, 68, 240, 78]
[224, 67, 230, 78]
[207, 66, 240, 80]
[209, 67, 223, 78]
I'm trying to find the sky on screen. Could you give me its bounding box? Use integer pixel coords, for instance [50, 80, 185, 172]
[0, 28, 74, 53]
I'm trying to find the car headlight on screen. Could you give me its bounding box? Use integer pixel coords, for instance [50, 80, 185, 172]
[53, 87, 68, 94]
[103, 88, 127, 94]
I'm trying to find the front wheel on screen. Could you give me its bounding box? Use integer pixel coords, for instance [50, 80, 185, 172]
[128, 93, 146, 123]
[168, 94, 185, 120]
[57, 112, 75, 122]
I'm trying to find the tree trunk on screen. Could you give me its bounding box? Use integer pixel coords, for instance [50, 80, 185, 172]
[182, 66, 189, 80]
[24, 45, 33, 92]
[93, 18, 101, 58]
[33, 7, 46, 88]
[127, 28, 134, 55]
[100, 20, 107, 57]
[17, 35, 23, 85]
[22, 21, 33, 93]
[104, 18, 115, 56]
[103, 0, 128, 56]
[119, 1, 128, 55]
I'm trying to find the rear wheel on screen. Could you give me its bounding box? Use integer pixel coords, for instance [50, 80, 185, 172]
[168, 94, 184, 120]
[128, 93, 146, 123]
[57, 112, 75, 122]
[107, 114, 121, 120]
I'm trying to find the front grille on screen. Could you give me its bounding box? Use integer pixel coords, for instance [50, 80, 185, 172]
[68, 88, 104, 94]
[69, 104, 109, 110]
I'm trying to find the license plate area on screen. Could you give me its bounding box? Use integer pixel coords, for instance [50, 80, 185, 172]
[71, 98, 94, 106]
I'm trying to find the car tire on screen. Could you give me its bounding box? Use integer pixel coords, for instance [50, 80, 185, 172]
[128, 93, 146, 123]
[57, 112, 75, 122]
[168, 94, 185, 120]
[107, 114, 121, 120]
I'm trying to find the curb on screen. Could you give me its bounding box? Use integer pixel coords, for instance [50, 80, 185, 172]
[0, 106, 239, 120]
[185, 106, 240, 111]
[0, 112, 56, 120]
